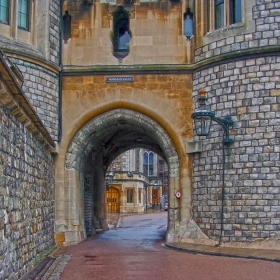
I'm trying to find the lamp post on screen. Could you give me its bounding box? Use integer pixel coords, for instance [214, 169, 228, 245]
[106, 171, 114, 191]
[191, 89, 234, 246]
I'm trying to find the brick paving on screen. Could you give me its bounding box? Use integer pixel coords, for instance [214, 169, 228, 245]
[42, 213, 280, 280]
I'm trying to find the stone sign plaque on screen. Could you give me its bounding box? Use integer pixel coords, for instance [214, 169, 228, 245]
[106, 76, 134, 83]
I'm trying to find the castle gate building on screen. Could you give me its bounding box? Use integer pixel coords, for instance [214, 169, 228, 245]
[1, 0, 280, 278]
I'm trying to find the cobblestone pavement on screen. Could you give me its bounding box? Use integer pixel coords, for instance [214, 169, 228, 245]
[45, 212, 280, 280]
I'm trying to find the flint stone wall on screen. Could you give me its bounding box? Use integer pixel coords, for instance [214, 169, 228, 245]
[11, 59, 59, 140]
[0, 106, 55, 280]
[192, 55, 280, 245]
[49, 0, 61, 64]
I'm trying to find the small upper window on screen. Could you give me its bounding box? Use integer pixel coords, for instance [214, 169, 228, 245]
[215, 0, 224, 29]
[18, 0, 29, 30]
[143, 151, 154, 176]
[0, 0, 9, 24]
[229, 0, 241, 24]
[112, 6, 131, 61]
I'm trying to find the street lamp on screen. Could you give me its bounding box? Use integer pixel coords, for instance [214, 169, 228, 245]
[106, 171, 114, 191]
[191, 89, 234, 246]
[191, 89, 234, 145]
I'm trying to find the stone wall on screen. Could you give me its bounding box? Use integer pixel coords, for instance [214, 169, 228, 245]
[192, 56, 280, 246]
[191, 0, 280, 247]
[0, 107, 55, 280]
[195, 0, 280, 63]
[62, 1, 190, 65]
[11, 59, 59, 140]
[49, 0, 61, 64]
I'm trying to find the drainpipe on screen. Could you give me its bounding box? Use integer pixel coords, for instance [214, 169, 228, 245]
[215, 135, 226, 246]
[57, 0, 64, 142]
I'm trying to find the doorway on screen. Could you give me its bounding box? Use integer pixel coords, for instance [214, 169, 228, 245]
[106, 187, 120, 213]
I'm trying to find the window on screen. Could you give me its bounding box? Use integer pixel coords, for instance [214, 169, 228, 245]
[229, 0, 241, 24]
[143, 151, 154, 176]
[127, 189, 133, 203]
[0, 0, 9, 24]
[215, 0, 224, 29]
[212, 0, 242, 30]
[63, 10, 72, 43]
[183, 7, 194, 39]
[138, 189, 141, 203]
[159, 160, 164, 172]
[18, 0, 29, 30]
[112, 6, 131, 60]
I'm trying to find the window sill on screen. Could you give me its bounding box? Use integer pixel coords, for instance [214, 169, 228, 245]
[18, 27, 29, 32]
[203, 22, 246, 44]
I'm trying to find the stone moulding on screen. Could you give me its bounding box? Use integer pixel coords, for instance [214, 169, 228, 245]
[0, 50, 55, 153]
[62, 46, 280, 76]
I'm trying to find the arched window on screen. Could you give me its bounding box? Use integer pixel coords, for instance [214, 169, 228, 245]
[143, 151, 154, 176]
[183, 7, 194, 39]
[63, 10, 72, 43]
[112, 6, 131, 60]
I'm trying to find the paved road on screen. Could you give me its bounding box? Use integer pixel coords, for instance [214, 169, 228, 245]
[59, 212, 280, 280]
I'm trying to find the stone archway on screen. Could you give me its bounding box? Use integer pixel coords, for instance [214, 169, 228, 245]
[56, 108, 213, 246]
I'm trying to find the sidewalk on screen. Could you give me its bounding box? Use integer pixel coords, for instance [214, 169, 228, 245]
[164, 242, 280, 263]
[27, 242, 280, 280]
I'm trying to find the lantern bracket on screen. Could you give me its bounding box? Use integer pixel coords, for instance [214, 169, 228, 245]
[191, 89, 234, 146]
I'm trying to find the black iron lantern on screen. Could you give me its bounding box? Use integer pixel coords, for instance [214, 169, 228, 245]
[191, 89, 234, 145]
[108, 171, 114, 182]
[191, 89, 214, 136]
[106, 171, 114, 191]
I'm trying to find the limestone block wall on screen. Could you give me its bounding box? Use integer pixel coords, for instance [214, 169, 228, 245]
[11, 59, 59, 140]
[62, 1, 190, 65]
[0, 107, 55, 279]
[192, 56, 280, 246]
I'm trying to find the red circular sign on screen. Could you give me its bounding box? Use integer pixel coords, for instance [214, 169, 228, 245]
[175, 191, 181, 198]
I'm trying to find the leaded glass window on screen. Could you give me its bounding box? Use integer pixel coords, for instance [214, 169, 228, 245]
[229, 0, 241, 24]
[143, 151, 154, 176]
[215, 0, 224, 29]
[0, 0, 9, 24]
[18, 0, 29, 30]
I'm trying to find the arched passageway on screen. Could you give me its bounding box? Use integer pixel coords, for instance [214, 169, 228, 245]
[55, 108, 212, 246]
[64, 109, 179, 240]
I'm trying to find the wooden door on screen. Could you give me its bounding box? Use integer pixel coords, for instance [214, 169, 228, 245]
[106, 187, 120, 212]
[152, 189, 159, 206]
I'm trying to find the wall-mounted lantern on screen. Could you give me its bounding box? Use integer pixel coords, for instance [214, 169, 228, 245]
[191, 89, 234, 145]
[191, 89, 235, 246]
[106, 171, 114, 191]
